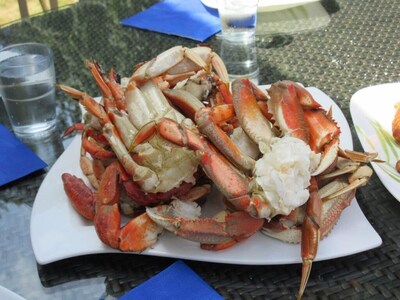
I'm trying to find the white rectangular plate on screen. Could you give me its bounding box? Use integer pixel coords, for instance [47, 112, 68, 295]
[31, 86, 382, 265]
[350, 82, 400, 201]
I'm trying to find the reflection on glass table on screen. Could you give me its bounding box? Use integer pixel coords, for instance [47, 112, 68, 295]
[256, 1, 331, 35]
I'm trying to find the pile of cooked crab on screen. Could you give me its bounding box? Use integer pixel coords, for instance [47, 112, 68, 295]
[59, 45, 379, 298]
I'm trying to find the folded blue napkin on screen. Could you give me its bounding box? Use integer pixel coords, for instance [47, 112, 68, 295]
[120, 0, 221, 42]
[119, 260, 223, 300]
[0, 124, 47, 186]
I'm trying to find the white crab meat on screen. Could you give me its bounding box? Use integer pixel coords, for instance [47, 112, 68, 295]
[254, 136, 320, 217]
[146, 199, 201, 232]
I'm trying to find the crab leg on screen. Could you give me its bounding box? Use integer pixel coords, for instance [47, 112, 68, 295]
[107, 67, 128, 111]
[303, 107, 341, 176]
[200, 211, 264, 250]
[86, 59, 127, 112]
[232, 78, 274, 146]
[318, 181, 356, 238]
[185, 78, 273, 173]
[132, 46, 186, 83]
[80, 154, 104, 190]
[282, 81, 321, 109]
[63, 123, 84, 137]
[58, 84, 160, 192]
[132, 46, 229, 86]
[62, 173, 96, 220]
[81, 132, 115, 159]
[140, 80, 186, 122]
[124, 81, 158, 128]
[157, 118, 249, 195]
[156, 118, 272, 218]
[195, 105, 256, 172]
[162, 88, 205, 120]
[208, 51, 229, 84]
[63, 163, 163, 252]
[161, 71, 196, 87]
[167, 46, 210, 75]
[267, 81, 343, 177]
[318, 157, 360, 178]
[64, 123, 108, 189]
[132, 46, 206, 84]
[177, 184, 212, 202]
[57, 85, 111, 124]
[85, 60, 120, 111]
[311, 138, 339, 176]
[304, 109, 340, 153]
[339, 148, 383, 163]
[262, 179, 359, 242]
[267, 81, 309, 143]
[94, 162, 121, 248]
[168, 46, 229, 84]
[146, 200, 263, 249]
[125, 80, 187, 130]
[321, 165, 373, 201]
[101, 123, 159, 192]
[107, 109, 139, 149]
[298, 177, 322, 300]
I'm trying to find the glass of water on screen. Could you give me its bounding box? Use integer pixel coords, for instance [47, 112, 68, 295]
[218, 0, 260, 82]
[220, 35, 259, 84]
[217, 0, 259, 42]
[0, 43, 57, 137]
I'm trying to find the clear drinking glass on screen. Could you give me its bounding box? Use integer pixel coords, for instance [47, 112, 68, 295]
[220, 35, 259, 83]
[218, 0, 259, 42]
[218, 0, 260, 83]
[0, 43, 57, 137]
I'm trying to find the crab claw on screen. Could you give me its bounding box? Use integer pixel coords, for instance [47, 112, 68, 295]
[281, 81, 321, 109]
[119, 213, 164, 252]
[232, 78, 274, 146]
[62, 173, 96, 220]
[146, 199, 264, 249]
[267, 81, 310, 143]
[63, 123, 84, 137]
[131, 46, 229, 85]
[311, 138, 339, 176]
[321, 165, 373, 201]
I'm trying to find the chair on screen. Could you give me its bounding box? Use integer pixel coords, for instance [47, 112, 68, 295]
[17, 0, 59, 19]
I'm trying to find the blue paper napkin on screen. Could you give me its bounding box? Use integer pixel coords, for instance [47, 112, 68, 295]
[119, 260, 223, 300]
[120, 0, 221, 42]
[0, 124, 47, 186]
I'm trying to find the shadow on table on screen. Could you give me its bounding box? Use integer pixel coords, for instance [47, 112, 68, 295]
[36, 245, 385, 299]
[37, 253, 303, 298]
[256, 0, 340, 37]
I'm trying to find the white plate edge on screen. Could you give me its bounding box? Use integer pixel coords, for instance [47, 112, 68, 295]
[350, 82, 400, 202]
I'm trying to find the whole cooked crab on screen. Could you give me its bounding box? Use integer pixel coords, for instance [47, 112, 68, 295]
[60, 45, 230, 251]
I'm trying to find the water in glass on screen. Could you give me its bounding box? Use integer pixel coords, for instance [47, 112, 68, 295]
[0, 52, 56, 136]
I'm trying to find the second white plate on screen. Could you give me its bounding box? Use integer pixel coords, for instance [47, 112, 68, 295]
[31, 85, 382, 265]
[201, 0, 320, 12]
[350, 82, 400, 201]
